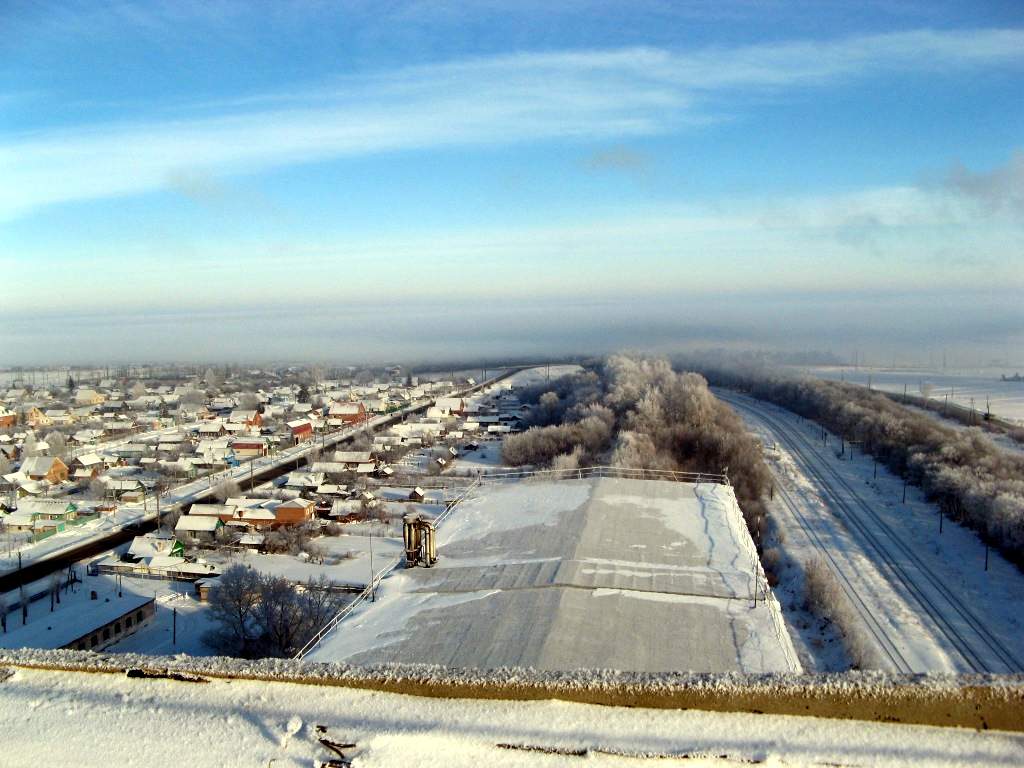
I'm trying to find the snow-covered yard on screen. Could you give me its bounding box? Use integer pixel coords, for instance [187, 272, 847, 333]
[104, 587, 217, 656]
[450, 439, 510, 474]
[202, 532, 405, 589]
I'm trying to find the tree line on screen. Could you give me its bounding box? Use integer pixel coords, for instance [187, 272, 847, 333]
[502, 356, 773, 538]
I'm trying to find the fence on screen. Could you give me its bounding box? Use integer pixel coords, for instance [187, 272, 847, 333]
[690, 482, 800, 672]
[472, 465, 731, 486]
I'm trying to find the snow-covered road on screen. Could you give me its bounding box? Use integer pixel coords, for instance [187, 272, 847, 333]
[716, 390, 1024, 674]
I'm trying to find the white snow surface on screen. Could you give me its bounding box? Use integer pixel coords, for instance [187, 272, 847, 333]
[0, 660, 1021, 767]
[491, 364, 584, 389]
[310, 477, 799, 673]
[203, 533, 405, 588]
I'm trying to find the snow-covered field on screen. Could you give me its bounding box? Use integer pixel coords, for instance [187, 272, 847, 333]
[802, 366, 1024, 425]
[495, 364, 584, 389]
[0, 367, 108, 388]
[0, 663, 1020, 767]
[718, 390, 1024, 674]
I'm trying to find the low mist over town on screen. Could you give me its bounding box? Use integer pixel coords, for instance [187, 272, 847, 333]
[2, 2, 1023, 766]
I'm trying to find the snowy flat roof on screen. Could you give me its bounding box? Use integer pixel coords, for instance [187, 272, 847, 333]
[311, 477, 799, 674]
[188, 503, 231, 517]
[333, 451, 373, 463]
[176, 515, 222, 532]
[0, 574, 153, 650]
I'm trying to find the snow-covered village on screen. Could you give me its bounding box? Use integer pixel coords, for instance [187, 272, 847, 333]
[4, 2, 1024, 766]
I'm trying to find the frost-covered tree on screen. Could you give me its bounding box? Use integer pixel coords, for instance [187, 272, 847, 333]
[21, 433, 39, 457]
[179, 388, 207, 404]
[203, 368, 223, 390]
[237, 393, 260, 410]
[204, 565, 262, 656]
[43, 431, 67, 459]
[690, 357, 1024, 566]
[213, 479, 241, 502]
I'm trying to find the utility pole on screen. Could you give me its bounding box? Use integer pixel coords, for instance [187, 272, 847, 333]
[173, 607, 177, 646]
[368, 521, 375, 602]
[18, 552, 26, 625]
[752, 555, 758, 607]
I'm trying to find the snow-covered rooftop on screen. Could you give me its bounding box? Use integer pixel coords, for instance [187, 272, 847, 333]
[310, 477, 799, 673]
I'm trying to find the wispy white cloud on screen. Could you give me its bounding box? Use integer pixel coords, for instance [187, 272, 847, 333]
[6, 178, 1020, 313]
[2, 27, 1022, 221]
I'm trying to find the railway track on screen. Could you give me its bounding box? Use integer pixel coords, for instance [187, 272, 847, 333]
[719, 391, 1023, 674]
[765, 464, 913, 671]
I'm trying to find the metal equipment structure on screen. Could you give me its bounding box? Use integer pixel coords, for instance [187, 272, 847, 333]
[402, 513, 437, 568]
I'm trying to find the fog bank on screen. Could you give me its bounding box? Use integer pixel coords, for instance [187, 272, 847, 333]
[2, 289, 1021, 368]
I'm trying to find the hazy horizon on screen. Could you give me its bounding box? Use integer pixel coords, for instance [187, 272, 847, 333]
[3, 288, 1022, 368]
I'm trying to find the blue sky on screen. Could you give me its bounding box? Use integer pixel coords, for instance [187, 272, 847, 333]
[1, 1, 1022, 364]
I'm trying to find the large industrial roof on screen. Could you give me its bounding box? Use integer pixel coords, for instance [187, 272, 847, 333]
[310, 476, 799, 673]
